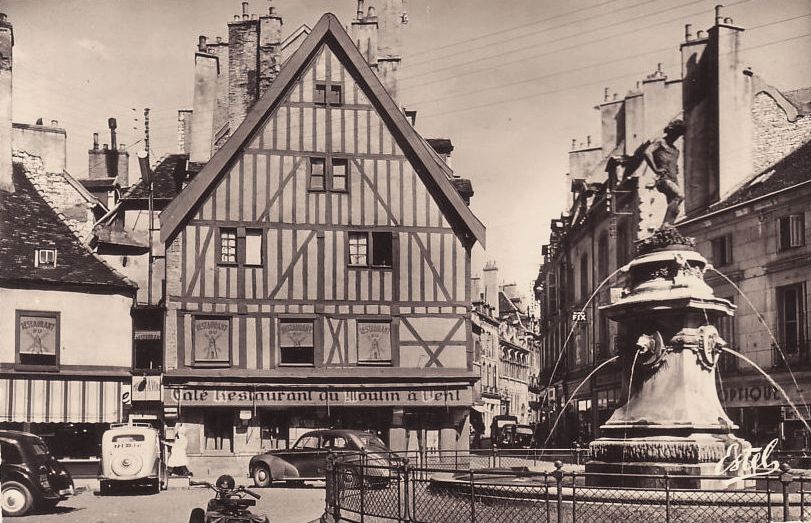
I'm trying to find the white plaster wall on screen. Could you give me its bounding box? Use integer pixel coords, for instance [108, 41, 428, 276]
[0, 287, 133, 367]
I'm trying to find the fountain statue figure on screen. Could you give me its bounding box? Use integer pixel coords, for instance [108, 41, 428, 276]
[586, 227, 751, 489]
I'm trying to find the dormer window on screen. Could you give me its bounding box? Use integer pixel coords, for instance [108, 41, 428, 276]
[34, 249, 57, 268]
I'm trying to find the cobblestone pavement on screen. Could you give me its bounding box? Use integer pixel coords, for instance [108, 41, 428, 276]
[15, 482, 326, 523]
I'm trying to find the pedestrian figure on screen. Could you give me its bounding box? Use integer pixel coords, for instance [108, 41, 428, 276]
[164, 424, 192, 477]
[643, 119, 686, 227]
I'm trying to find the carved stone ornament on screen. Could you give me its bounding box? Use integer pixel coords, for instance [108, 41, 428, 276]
[635, 331, 668, 371]
[669, 325, 726, 370]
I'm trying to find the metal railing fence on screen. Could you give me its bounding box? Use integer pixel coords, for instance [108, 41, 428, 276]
[324, 452, 811, 523]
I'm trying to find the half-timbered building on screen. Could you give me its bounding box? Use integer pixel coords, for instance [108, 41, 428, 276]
[159, 12, 485, 471]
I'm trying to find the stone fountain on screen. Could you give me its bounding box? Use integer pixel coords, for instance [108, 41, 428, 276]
[586, 228, 750, 488]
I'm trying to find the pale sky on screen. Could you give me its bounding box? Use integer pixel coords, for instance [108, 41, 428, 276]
[3, 0, 810, 294]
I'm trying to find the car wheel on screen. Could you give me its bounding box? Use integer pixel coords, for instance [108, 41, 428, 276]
[2, 481, 34, 517]
[252, 465, 272, 488]
[341, 467, 360, 489]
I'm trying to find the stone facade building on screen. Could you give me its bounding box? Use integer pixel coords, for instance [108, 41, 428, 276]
[535, 7, 811, 448]
[471, 262, 541, 443]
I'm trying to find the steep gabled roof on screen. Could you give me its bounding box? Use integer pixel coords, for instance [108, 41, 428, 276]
[161, 13, 485, 247]
[122, 153, 187, 202]
[0, 163, 136, 292]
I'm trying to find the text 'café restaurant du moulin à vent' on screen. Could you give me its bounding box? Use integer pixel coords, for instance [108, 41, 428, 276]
[161, 317, 475, 466]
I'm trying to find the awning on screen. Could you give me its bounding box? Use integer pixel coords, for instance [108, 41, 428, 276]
[470, 404, 488, 414]
[0, 377, 124, 423]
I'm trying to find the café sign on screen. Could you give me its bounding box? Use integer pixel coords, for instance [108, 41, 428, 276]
[165, 386, 472, 407]
[131, 375, 162, 402]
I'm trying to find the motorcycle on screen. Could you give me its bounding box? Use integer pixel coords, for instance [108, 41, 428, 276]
[188, 474, 269, 523]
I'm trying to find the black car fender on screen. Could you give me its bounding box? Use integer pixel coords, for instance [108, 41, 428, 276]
[2, 468, 39, 497]
[251, 456, 299, 480]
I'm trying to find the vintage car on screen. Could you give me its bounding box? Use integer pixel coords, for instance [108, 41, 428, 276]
[99, 423, 165, 494]
[1, 429, 74, 517]
[249, 429, 397, 488]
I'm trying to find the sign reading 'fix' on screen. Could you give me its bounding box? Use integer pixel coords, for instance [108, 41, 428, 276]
[165, 387, 472, 407]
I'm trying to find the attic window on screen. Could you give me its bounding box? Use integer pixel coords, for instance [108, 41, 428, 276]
[315, 82, 342, 106]
[35, 249, 57, 268]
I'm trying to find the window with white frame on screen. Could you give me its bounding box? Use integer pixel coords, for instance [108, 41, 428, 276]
[34, 249, 57, 268]
[779, 214, 805, 251]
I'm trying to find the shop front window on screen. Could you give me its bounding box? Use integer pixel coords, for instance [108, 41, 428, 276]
[204, 409, 233, 452]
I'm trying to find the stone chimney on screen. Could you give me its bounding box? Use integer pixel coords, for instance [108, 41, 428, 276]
[377, 0, 407, 101]
[190, 36, 219, 163]
[177, 109, 193, 154]
[482, 260, 499, 316]
[228, 2, 260, 133]
[258, 1, 283, 98]
[712, 9, 751, 199]
[471, 274, 483, 305]
[598, 93, 625, 157]
[88, 117, 129, 186]
[351, 2, 379, 69]
[681, 7, 750, 215]
[0, 13, 13, 193]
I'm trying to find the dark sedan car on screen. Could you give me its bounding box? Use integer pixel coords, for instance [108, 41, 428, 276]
[249, 429, 397, 488]
[1, 430, 74, 517]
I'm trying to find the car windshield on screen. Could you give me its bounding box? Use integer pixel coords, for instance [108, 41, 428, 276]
[356, 433, 387, 451]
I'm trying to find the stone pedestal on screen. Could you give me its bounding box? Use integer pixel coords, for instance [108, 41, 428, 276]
[585, 229, 750, 488]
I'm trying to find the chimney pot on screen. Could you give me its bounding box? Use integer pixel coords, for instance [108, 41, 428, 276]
[715, 4, 723, 25]
[724, 16, 733, 24]
[571, 139, 576, 149]
[603, 87, 609, 101]
[50, 120, 57, 127]
[243, 13, 249, 20]
[93, 132, 99, 150]
[613, 92, 618, 100]
[657, 62, 662, 73]
[108, 117, 118, 151]
[357, 0, 365, 20]
[251, 13, 256, 19]
[234, 15, 240, 21]
[215, 36, 222, 43]
[697, 29, 706, 38]
[242, 1, 249, 15]
[367, 6, 376, 18]
[685, 23, 692, 41]
[103, 144, 109, 151]
[198, 35, 207, 52]
[587, 135, 592, 146]
[119, 143, 126, 151]
[0, 13, 6, 23]
[35, 117, 43, 125]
